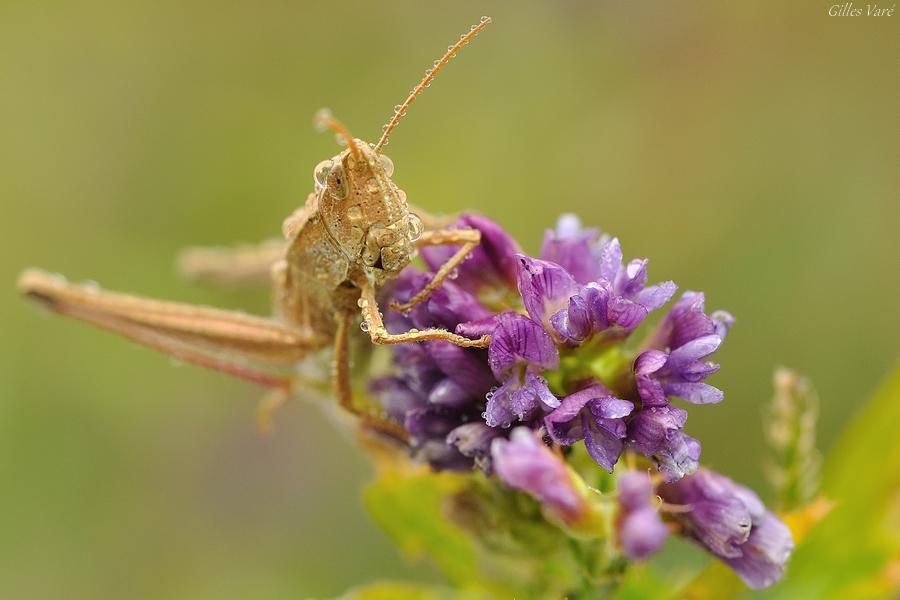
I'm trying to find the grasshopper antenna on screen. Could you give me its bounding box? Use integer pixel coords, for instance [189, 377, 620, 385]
[314, 108, 362, 160]
[374, 16, 492, 153]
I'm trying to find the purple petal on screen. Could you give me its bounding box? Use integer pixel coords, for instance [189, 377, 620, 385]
[663, 382, 724, 405]
[655, 431, 701, 482]
[712, 310, 736, 341]
[484, 381, 517, 429]
[544, 389, 593, 445]
[620, 507, 669, 560]
[487, 312, 560, 379]
[634, 351, 669, 406]
[484, 372, 557, 428]
[597, 236, 623, 282]
[421, 214, 522, 292]
[427, 377, 474, 409]
[409, 279, 492, 330]
[405, 406, 459, 442]
[491, 428, 585, 523]
[516, 255, 579, 328]
[723, 512, 794, 589]
[628, 406, 699, 481]
[616, 258, 649, 296]
[636, 280, 678, 312]
[659, 469, 755, 558]
[425, 341, 496, 396]
[583, 412, 625, 471]
[607, 296, 649, 330]
[667, 334, 722, 369]
[418, 440, 472, 471]
[550, 295, 591, 343]
[635, 350, 668, 377]
[369, 377, 422, 422]
[540, 214, 603, 284]
[590, 396, 634, 420]
[616, 472, 669, 560]
[617, 471, 655, 511]
[446, 422, 500, 458]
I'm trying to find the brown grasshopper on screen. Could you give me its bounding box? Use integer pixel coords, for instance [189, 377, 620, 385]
[17, 17, 494, 441]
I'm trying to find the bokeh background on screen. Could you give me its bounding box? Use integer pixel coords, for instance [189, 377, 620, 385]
[1, 1, 897, 598]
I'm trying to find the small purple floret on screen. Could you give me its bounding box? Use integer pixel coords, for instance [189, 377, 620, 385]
[615, 472, 669, 560]
[544, 384, 633, 471]
[659, 468, 794, 589]
[491, 427, 585, 523]
[485, 312, 560, 428]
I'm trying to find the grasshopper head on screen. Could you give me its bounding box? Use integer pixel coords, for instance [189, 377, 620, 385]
[312, 110, 422, 274]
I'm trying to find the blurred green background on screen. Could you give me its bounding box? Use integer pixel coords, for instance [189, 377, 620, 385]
[1, 1, 897, 598]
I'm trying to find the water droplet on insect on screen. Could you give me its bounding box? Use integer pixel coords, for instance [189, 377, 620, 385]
[409, 328, 419, 334]
[313, 159, 333, 189]
[481, 411, 488, 420]
[334, 133, 347, 146]
[360, 321, 370, 332]
[357, 298, 366, 308]
[393, 104, 402, 114]
[448, 268, 459, 280]
[377, 154, 394, 177]
[406, 213, 423, 241]
[433, 60, 441, 68]
[480, 15, 489, 23]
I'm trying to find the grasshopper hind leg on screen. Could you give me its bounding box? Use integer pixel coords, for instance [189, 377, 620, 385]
[18, 268, 322, 389]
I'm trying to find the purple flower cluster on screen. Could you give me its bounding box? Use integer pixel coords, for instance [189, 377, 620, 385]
[370, 213, 792, 587]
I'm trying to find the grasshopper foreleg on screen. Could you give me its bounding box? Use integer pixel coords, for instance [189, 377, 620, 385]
[358, 277, 490, 348]
[389, 227, 481, 313]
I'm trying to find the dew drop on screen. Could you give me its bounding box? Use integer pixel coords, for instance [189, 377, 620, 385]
[360, 321, 370, 332]
[409, 328, 419, 334]
[481, 411, 488, 420]
[406, 213, 423, 242]
[448, 268, 459, 280]
[334, 133, 347, 146]
[377, 154, 394, 177]
[480, 15, 489, 23]
[357, 298, 366, 308]
[313, 159, 333, 189]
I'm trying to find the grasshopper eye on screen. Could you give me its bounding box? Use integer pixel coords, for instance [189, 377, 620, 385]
[313, 160, 333, 190]
[330, 164, 349, 199]
[377, 154, 394, 177]
[406, 214, 423, 242]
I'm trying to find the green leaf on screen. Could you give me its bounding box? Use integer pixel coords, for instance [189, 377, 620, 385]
[364, 468, 479, 586]
[336, 581, 481, 600]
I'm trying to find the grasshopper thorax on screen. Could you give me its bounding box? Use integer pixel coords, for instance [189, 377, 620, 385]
[313, 138, 422, 275]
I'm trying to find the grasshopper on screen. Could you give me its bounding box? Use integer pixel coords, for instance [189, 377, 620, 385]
[17, 17, 494, 441]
